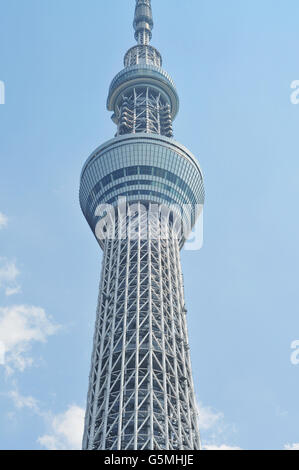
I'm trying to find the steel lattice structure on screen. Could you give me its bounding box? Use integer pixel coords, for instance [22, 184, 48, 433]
[80, 1, 205, 451]
[117, 88, 173, 137]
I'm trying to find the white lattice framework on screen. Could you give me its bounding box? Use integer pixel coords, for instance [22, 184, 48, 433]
[117, 87, 173, 137]
[124, 45, 162, 68]
[82, 205, 200, 450]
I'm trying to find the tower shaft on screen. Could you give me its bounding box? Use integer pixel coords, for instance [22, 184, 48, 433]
[83, 207, 200, 450]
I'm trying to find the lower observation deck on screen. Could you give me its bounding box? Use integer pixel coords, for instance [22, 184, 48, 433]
[80, 134, 205, 248]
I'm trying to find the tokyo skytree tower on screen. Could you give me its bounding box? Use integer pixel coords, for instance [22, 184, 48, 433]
[80, 0, 205, 450]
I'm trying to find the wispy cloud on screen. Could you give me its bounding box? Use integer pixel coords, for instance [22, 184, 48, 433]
[0, 259, 19, 285]
[5, 286, 22, 297]
[0, 304, 60, 373]
[8, 390, 40, 413]
[284, 443, 299, 450]
[0, 213, 8, 230]
[203, 444, 242, 450]
[38, 405, 85, 450]
[197, 402, 241, 450]
[0, 258, 21, 296]
[198, 404, 225, 431]
[7, 389, 84, 450]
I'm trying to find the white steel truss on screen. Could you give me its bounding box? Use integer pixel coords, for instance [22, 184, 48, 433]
[116, 87, 173, 137]
[124, 45, 162, 68]
[83, 205, 200, 450]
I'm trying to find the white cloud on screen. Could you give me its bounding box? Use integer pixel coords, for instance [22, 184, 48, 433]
[0, 213, 8, 230]
[5, 286, 22, 297]
[203, 444, 242, 451]
[0, 304, 60, 372]
[38, 406, 85, 450]
[0, 259, 19, 285]
[9, 390, 39, 413]
[0, 258, 21, 296]
[7, 390, 84, 450]
[198, 404, 225, 431]
[197, 402, 241, 450]
[285, 443, 299, 450]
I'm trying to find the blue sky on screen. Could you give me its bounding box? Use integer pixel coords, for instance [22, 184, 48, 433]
[0, 0, 299, 450]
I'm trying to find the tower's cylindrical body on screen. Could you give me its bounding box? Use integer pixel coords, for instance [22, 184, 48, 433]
[82, 209, 201, 450]
[80, 1, 204, 450]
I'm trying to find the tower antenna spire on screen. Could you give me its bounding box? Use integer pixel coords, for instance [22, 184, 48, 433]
[133, 0, 153, 45]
